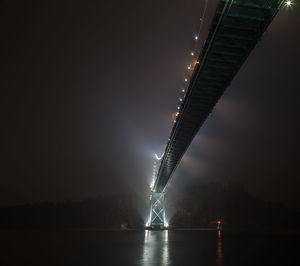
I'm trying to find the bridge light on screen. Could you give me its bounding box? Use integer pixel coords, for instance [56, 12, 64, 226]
[182, 89, 185, 92]
[285, 0, 292, 6]
[173, 120, 176, 123]
[184, 78, 188, 82]
[154, 153, 164, 160]
[194, 35, 199, 40]
[190, 52, 194, 56]
[179, 98, 183, 102]
[187, 65, 191, 70]
[177, 106, 180, 110]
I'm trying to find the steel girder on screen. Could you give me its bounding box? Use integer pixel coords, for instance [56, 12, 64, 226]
[153, 0, 285, 193]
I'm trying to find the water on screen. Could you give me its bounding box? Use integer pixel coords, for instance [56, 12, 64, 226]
[0, 229, 299, 265]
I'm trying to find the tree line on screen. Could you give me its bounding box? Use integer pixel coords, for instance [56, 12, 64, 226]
[0, 182, 299, 231]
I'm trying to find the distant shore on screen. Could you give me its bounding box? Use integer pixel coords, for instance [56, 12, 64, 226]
[1, 226, 299, 236]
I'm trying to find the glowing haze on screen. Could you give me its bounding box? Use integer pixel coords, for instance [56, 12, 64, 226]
[0, 0, 299, 211]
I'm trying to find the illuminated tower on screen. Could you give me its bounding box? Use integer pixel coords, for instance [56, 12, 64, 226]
[148, 192, 166, 229]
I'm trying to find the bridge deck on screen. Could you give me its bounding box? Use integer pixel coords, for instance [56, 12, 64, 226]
[154, 0, 285, 193]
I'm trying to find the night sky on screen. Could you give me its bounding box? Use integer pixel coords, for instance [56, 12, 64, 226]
[1, 1, 299, 210]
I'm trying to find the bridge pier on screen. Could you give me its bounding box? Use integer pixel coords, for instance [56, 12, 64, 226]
[146, 192, 168, 230]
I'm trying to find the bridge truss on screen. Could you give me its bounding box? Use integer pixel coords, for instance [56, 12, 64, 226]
[148, 0, 288, 229]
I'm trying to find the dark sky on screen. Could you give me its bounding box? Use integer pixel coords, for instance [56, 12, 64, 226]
[1, 1, 299, 210]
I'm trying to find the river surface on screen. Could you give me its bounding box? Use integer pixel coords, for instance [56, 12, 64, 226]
[0, 229, 299, 265]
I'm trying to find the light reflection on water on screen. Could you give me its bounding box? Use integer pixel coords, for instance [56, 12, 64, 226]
[142, 230, 224, 266]
[142, 230, 170, 266]
[217, 230, 223, 266]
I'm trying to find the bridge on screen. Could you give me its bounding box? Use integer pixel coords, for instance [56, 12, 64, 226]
[147, 0, 290, 229]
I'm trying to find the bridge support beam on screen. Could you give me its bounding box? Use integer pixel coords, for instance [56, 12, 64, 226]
[146, 192, 167, 230]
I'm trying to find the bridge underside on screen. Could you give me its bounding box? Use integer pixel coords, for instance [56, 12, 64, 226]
[153, 0, 285, 193]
